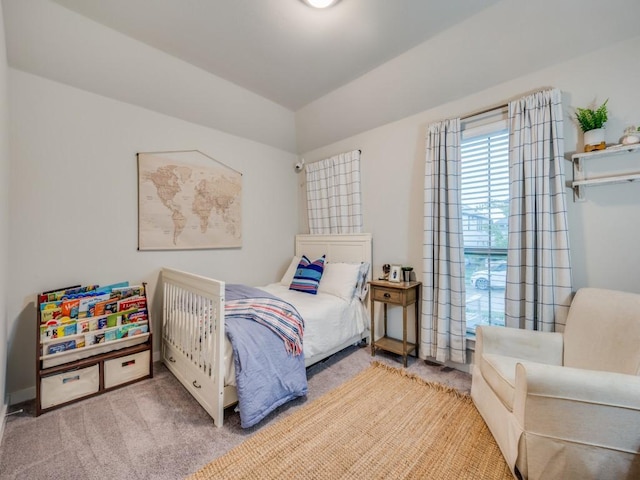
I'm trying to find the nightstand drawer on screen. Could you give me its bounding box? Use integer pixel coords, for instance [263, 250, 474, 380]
[372, 287, 403, 304]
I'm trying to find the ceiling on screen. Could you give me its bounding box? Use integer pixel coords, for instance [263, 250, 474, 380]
[49, 0, 500, 111]
[6, 0, 640, 153]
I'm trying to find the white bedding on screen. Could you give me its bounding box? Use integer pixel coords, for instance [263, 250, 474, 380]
[223, 283, 368, 386]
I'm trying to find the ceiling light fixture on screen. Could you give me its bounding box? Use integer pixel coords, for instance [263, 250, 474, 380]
[302, 0, 340, 9]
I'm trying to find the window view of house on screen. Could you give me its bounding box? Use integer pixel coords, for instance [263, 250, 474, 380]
[461, 127, 509, 334]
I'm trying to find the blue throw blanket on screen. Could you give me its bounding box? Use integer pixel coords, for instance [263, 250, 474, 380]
[225, 284, 308, 428]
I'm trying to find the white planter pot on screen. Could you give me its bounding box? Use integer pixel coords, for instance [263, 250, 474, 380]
[584, 128, 605, 147]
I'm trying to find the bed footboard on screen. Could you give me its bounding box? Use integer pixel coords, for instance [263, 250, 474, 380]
[161, 268, 226, 427]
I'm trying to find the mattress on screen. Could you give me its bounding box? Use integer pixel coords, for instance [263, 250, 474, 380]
[224, 283, 368, 386]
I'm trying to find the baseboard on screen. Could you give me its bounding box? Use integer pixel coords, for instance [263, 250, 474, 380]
[7, 386, 35, 406]
[0, 401, 7, 443]
[153, 349, 161, 363]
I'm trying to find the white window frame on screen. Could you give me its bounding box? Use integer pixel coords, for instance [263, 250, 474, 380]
[461, 109, 509, 336]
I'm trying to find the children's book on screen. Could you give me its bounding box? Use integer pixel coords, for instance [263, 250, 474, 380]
[94, 282, 129, 295]
[125, 323, 149, 338]
[85, 331, 107, 345]
[104, 329, 117, 342]
[116, 322, 148, 339]
[118, 296, 147, 312]
[106, 311, 123, 328]
[76, 319, 91, 334]
[78, 293, 110, 319]
[40, 300, 62, 311]
[121, 309, 148, 325]
[38, 285, 82, 304]
[60, 298, 81, 319]
[47, 339, 76, 355]
[41, 306, 62, 325]
[92, 298, 119, 317]
[110, 285, 145, 300]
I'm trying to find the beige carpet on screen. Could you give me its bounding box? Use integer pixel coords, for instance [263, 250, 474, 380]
[188, 362, 512, 480]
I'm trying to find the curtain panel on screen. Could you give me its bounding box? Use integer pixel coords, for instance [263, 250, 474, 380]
[306, 150, 363, 234]
[421, 118, 466, 364]
[505, 88, 573, 332]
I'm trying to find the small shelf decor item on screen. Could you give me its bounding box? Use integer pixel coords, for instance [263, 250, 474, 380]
[575, 99, 608, 152]
[388, 265, 402, 283]
[620, 126, 640, 145]
[401, 266, 414, 282]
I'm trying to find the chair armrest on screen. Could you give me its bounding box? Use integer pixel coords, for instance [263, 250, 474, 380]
[514, 362, 640, 451]
[476, 325, 563, 365]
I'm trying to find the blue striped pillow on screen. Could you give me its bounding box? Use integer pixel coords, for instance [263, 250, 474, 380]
[289, 255, 326, 294]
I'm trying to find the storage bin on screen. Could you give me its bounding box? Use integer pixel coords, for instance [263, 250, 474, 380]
[40, 364, 99, 409]
[104, 350, 150, 389]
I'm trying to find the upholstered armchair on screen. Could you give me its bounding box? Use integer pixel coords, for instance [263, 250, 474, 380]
[471, 288, 640, 479]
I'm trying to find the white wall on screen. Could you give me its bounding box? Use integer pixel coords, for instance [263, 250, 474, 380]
[295, 0, 640, 153]
[6, 70, 299, 402]
[0, 0, 10, 429]
[3, 0, 296, 153]
[300, 36, 640, 350]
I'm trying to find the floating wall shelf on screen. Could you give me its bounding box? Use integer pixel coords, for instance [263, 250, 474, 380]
[570, 143, 640, 201]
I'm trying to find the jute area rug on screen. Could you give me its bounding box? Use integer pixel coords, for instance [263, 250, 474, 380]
[188, 362, 512, 480]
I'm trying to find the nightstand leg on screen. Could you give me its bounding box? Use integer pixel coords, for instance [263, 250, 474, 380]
[415, 287, 420, 359]
[402, 305, 408, 368]
[370, 295, 375, 357]
[383, 303, 388, 337]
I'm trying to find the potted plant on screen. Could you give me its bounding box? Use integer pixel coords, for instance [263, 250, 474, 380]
[575, 99, 608, 151]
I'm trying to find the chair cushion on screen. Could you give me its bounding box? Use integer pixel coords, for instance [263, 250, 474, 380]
[563, 288, 640, 375]
[480, 353, 520, 412]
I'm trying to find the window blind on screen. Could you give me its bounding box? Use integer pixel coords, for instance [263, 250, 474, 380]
[461, 130, 509, 252]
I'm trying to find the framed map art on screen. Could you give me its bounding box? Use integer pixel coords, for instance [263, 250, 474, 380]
[137, 150, 242, 250]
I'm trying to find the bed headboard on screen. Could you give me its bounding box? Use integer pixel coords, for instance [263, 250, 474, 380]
[295, 234, 372, 280]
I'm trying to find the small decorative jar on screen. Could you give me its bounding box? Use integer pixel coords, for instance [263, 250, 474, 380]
[620, 126, 640, 145]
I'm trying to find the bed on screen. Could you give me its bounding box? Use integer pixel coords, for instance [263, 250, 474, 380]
[161, 233, 372, 428]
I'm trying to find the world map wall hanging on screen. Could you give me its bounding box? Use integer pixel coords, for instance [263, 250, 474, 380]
[137, 150, 242, 250]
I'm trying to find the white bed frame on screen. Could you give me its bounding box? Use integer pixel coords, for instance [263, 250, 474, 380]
[161, 233, 372, 427]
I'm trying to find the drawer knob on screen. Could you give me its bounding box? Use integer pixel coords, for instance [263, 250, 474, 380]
[192, 380, 202, 389]
[168, 356, 176, 363]
[384, 293, 391, 298]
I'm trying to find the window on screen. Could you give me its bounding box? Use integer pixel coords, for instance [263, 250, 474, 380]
[461, 115, 509, 335]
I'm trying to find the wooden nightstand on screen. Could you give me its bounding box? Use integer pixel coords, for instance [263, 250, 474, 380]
[369, 280, 421, 367]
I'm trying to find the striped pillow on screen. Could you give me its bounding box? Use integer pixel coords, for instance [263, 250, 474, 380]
[289, 255, 326, 294]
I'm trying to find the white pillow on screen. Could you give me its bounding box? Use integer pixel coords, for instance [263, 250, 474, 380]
[318, 262, 362, 301]
[355, 262, 371, 300]
[280, 256, 301, 286]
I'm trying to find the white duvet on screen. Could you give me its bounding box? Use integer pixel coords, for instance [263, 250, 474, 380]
[224, 283, 367, 386]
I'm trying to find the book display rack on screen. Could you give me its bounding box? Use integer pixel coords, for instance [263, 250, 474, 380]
[35, 281, 153, 415]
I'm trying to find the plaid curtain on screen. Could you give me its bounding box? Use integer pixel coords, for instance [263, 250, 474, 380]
[505, 88, 573, 332]
[306, 150, 363, 234]
[422, 118, 466, 364]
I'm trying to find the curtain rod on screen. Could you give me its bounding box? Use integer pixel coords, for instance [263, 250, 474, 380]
[461, 102, 508, 121]
[460, 87, 554, 121]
